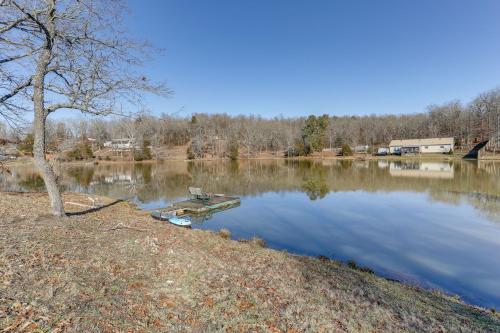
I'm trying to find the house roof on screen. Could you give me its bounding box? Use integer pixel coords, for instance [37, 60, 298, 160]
[389, 137, 454, 147]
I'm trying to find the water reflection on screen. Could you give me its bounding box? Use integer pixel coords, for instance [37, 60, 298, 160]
[389, 161, 454, 179]
[19, 173, 45, 191]
[2, 159, 500, 308]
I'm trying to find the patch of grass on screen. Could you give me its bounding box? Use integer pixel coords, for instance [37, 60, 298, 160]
[250, 237, 266, 248]
[237, 237, 266, 247]
[347, 259, 374, 274]
[218, 228, 231, 239]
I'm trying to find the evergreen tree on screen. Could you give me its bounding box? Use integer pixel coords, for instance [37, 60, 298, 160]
[302, 114, 329, 152]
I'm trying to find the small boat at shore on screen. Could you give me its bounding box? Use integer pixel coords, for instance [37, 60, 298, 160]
[151, 210, 192, 227]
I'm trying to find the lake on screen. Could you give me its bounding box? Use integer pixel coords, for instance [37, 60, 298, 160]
[2, 158, 500, 309]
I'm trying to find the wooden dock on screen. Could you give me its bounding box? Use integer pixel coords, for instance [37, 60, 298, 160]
[161, 196, 240, 216]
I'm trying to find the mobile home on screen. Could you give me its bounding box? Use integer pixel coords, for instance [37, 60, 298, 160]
[389, 137, 454, 155]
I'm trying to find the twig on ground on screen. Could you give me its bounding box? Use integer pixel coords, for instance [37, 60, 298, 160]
[103, 222, 150, 232]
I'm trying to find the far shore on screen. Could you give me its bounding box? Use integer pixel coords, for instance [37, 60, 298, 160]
[5, 151, 494, 168]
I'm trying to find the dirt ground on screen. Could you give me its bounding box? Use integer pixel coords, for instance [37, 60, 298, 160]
[1, 192, 500, 332]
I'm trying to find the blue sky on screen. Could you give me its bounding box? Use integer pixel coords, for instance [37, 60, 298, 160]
[125, 0, 500, 118]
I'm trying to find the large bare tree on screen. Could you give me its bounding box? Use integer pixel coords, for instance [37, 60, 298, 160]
[0, 0, 168, 216]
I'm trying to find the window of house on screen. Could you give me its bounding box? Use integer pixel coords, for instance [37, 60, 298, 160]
[425, 146, 428, 149]
[440, 146, 444, 148]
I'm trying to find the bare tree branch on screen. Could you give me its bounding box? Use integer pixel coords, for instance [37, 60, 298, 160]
[0, 77, 32, 103]
[0, 0, 169, 216]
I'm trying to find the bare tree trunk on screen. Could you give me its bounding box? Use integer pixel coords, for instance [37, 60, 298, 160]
[32, 11, 65, 216]
[33, 110, 65, 216]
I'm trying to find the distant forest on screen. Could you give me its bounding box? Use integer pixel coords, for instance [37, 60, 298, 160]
[1, 87, 499, 157]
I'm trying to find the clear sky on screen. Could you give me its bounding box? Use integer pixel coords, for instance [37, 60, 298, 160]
[125, 0, 500, 118]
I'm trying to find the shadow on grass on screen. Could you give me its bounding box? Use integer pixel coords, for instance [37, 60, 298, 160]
[66, 199, 124, 216]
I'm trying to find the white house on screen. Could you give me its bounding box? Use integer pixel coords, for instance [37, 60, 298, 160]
[389, 137, 454, 155]
[106, 138, 138, 151]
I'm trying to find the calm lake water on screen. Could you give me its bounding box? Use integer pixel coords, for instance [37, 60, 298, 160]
[2, 159, 500, 309]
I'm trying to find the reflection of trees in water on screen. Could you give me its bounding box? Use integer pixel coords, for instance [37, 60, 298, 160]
[301, 178, 329, 200]
[430, 190, 500, 223]
[0, 166, 42, 192]
[137, 163, 153, 184]
[297, 162, 329, 200]
[228, 160, 240, 175]
[4, 160, 500, 215]
[48, 160, 500, 200]
[19, 173, 45, 191]
[67, 167, 95, 188]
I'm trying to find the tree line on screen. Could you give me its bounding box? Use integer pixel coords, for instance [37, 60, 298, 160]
[3, 87, 500, 158]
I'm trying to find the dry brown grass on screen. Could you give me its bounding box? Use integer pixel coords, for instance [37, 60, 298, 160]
[1, 192, 499, 332]
[218, 228, 231, 240]
[249, 236, 266, 248]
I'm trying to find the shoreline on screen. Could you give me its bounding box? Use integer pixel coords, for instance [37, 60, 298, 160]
[4, 152, 490, 168]
[1, 191, 499, 331]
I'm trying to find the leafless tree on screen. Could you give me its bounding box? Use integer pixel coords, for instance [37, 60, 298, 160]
[0, 0, 168, 215]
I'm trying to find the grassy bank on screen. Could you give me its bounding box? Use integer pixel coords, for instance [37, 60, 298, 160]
[1, 192, 499, 332]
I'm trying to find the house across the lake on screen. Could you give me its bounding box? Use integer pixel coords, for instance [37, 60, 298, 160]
[354, 145, 369, 153]
[103, 138, 138, 151]
[389, 137, 454, 155]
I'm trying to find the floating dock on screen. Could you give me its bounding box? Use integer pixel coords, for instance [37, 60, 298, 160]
[161, 196, 240, 216]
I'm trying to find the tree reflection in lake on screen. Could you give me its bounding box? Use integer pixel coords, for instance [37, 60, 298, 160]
[2, 159, 500, 211]
[19, 173, 45, 191]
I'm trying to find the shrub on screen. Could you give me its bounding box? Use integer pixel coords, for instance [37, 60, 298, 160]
[133, 150, 144, 161]
[284, 139, 312, 157]
[134, 140, 153, 161]
[341, 144, 352, 156]
[229, 143, 239, 160]
[66, 142, 94, 160]
[219, 228, 231, 239]
[187, 138, 205, 160]
[187, 146, 195, 160]
[347, 260, 374, 274]
[18, 134, 34, 155]
[359, 266, 375, 274]
[142, 139, 152, 160]
[250, 237, 266, 248]
[347, 260, 358, 269]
